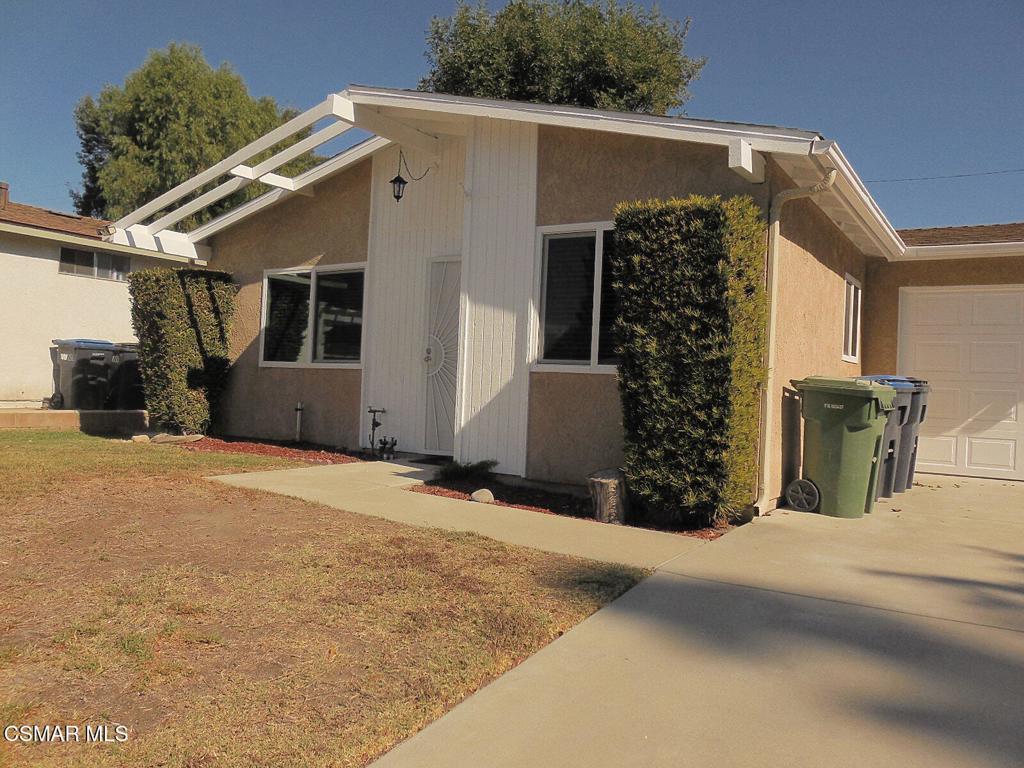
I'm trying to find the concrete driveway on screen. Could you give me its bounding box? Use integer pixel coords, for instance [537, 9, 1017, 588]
[371, 475, 1024, 768]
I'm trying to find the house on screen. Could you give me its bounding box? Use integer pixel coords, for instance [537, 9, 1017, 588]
[103, 87, 1024, 508]
[0, 182, 199, 407]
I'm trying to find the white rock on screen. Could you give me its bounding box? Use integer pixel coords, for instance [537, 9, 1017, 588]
[470, 488, 495, 504]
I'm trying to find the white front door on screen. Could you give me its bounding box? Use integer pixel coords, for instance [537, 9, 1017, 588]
[899, 285, 1024, 480]
[424, 259, 461, 454]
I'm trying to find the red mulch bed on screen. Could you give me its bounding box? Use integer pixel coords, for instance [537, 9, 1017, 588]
[409, 480, 730, 539]
[181, 436, 363, 465]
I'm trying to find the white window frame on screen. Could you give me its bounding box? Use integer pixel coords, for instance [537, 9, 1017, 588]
[843, 273, 862, 363]
[531, 221, 617, 374]
[57, 247, 132, 282]
[259, 262, 367, 370]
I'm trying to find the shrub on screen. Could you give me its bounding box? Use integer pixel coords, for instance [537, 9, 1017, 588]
[436, 459, 499, 483]
[610, 195, 766, 526]
[128, 268, 236, 434]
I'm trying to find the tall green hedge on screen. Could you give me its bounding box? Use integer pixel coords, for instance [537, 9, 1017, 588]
[610, 195, 767, 526]
[128, 268, 236, 434]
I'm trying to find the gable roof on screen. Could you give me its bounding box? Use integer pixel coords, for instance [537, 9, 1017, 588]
[899, 222, 1024, 247]
[0, 200, 109, 239]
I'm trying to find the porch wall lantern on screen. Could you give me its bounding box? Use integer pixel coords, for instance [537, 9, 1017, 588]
[390, 149, 429, 203]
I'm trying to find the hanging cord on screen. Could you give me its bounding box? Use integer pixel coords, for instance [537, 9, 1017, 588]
[399, 149, 431, 181]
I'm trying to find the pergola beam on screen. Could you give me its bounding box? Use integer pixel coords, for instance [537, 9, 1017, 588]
[728, 138, 765, 183]
[353, 104, 441, 160]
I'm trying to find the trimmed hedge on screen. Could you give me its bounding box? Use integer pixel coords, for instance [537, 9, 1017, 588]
[128, 268, 237, 434]
[610, 195, 767, 526]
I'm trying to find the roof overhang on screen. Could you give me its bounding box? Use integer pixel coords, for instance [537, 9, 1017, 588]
[900, 240, 1024, 261]
[0, 220, 204, 264]
[116, 83, 1021, 265]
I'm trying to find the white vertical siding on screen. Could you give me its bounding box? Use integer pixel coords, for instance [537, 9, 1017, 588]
[454, 118, 539, 475]
[361, 138, 465, 452]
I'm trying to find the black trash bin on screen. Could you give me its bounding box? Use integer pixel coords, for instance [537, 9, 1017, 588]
[52, 339, 116, 410]
[894, 377, 930, 492]
[861, 376, 915, 499]
[106, 343, 145, 410]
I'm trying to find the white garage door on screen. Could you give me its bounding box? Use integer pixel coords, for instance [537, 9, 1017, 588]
[899, 285, 1024, 480]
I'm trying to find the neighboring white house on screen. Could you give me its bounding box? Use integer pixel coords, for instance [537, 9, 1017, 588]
[0, 182, 196, 406]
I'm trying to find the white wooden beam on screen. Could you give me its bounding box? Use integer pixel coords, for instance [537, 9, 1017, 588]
[144, 177, 251, 235]
[116, 95, 337, 228]
[353, 104, 440, 160]
[728, 139, 765, 183]
[259, 173, 315, 196]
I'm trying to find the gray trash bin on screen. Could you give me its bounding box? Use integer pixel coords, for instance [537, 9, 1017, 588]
[107, 343, 145, 410]
[861, 376, 915, 499]
[894, 377, 931, 492]
[52, 339, 116, 410]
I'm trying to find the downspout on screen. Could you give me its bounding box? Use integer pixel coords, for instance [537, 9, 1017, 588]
[753, 168, 837, 515]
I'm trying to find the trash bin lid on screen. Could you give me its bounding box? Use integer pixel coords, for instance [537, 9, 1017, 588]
[791, 376, 897, 409]
[51, 338, 116, 349]
[859, 375, 916, 390]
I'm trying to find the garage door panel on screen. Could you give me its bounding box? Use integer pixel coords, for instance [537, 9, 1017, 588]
[900, 286, 1024, 481]
[967, 388, 1019, 425]
[970, 341, 1021, 375]
[971, 293, 1024, 326]
[911, 341, 963, 374]
[917, 434, 958, 467]
[965, 437, 1017, 473]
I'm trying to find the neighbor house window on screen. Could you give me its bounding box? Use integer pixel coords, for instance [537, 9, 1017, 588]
[261, 265, 365, 366]
[58, 248, 130, 281]
[843, 274, 862, 363]
[539, 224, 618, 366]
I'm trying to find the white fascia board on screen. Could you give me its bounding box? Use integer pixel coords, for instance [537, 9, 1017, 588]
[344, 86, 819, 155]
[116, 95, 342, 228]
[811, 141, 906, 260]
[899, 241, 1024, 261]
[0, 221, 204, 264]
[187, 135, 391, 243]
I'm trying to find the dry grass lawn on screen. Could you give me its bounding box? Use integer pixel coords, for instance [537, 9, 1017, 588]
[0, 431, 643, 767]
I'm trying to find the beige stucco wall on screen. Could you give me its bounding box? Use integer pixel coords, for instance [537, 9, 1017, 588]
[769, 184, 868, 501]
[207, 159, 372, 447]
[535, 125, 772, 226]
[526, 372, 624, 484]
[862, 255, 1024, 374]
[0, 232, 163, 404]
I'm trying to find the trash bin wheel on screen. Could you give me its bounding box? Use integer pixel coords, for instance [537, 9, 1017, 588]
[786, 478, 820, 512]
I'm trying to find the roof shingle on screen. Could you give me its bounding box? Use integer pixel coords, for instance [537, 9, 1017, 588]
[0, 200, 110, 239]
[899, 222, 1024, 247]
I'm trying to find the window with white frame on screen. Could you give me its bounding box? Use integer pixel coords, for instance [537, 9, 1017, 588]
[539, 225, 619, 367]
[262, 265, 365, 365]
[58, 247, 131, 281]
[843, 274, 862, 362]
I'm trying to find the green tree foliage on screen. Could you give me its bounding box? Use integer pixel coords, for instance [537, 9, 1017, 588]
[420, 0, 705, 114]
[128, 268, 237, 435]
[610, 196, 766, 527]
[73, 44, 318, 229]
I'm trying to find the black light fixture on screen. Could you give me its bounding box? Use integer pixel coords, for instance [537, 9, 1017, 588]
[390, 170, 408, 202]
[390, 149, 429, 203]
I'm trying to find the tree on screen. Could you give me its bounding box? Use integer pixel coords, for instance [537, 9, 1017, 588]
[73, 44, 318, 229]
[420, 0, 704, 115]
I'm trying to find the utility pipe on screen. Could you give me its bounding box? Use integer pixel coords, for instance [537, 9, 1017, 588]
[753, 168, 837, 516]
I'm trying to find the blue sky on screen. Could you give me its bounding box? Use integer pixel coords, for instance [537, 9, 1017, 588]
[1, 0, 1021, 228]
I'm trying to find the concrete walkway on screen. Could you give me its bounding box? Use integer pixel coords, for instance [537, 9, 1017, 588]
[369, 475, 1024, 768]
[212, 460, 704, 569]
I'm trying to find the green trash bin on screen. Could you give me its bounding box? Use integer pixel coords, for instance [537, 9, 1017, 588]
[786, 377, 896, 519]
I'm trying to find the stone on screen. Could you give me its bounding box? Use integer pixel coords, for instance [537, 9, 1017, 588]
[131, 434, 151, 443]
[470, 488, 495, 504]
[589, 469, 629, 525]
[150, 433, 204, 445]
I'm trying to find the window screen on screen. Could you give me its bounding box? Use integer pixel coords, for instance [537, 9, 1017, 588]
[314, 271, 364, 362]
[96, 253, 130, 281]
[59, 248, 94, 276]
[541, 234, 596, 361]
[263, 272, 312, 362]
